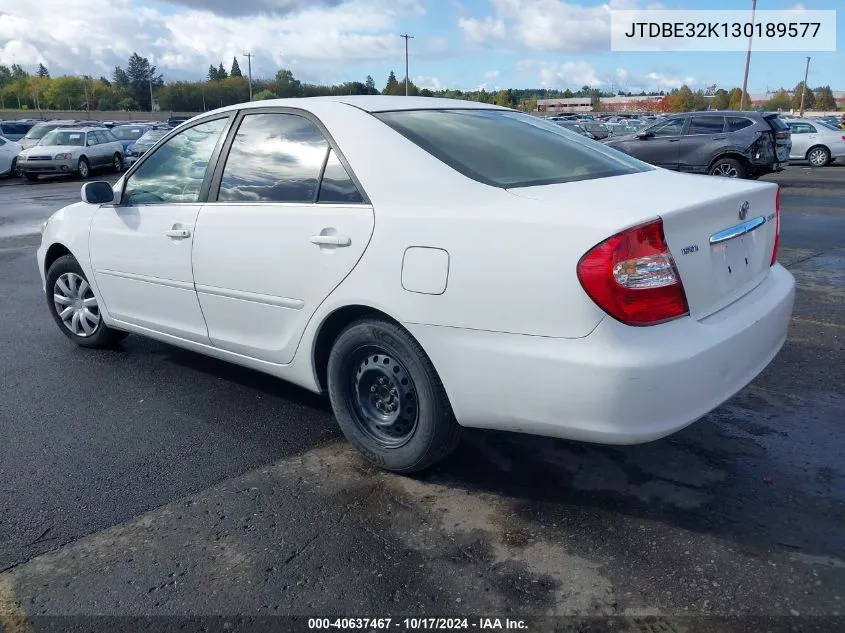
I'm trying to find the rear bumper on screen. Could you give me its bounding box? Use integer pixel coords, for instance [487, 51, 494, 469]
[406, 264, 796, 444]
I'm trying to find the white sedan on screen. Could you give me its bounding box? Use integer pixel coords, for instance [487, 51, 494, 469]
[0, 134, 22, 178]
[37, 96, 796, 472]
[783, 118, 845, 167]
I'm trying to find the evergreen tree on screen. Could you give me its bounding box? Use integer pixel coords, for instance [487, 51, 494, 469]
[217, 62, 228, 80]
[230, 57, 242, 77]
[365, 75, 378, 95]
[37, 63, 50, 78]
[384, 70, 400, 95]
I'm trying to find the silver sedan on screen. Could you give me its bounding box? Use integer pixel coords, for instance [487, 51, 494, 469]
[17, 127, 126, 181]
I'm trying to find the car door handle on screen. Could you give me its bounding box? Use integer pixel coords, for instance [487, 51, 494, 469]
[667, 138, 681, 142]
[310, 234, 351, 247]
[712, 135, 727, 140]
[165, 228, 191, 239]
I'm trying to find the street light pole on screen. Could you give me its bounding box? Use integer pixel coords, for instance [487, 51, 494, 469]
[400, 33, 414, 96]
[243, 52, 254, 101]
[739, 0, 757, 111]
[799, 56, 811, 116]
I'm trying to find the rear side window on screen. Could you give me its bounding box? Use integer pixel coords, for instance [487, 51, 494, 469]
[218, 113, 330, 203]
[687, 116, 725, 135]
[374, 109, 650, 189]
[318, 149, 364, 204]
[727, 117, 754, 132]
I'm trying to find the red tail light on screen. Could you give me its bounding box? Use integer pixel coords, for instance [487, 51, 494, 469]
[775, 130, 791, 140]
[771, 186, 781, 266]
[577, 219, 689, 326]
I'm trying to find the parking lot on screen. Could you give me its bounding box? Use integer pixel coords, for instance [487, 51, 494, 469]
[0, 166, 844, 630]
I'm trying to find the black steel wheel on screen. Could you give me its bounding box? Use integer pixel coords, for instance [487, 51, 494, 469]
[327, 318, 460, 472]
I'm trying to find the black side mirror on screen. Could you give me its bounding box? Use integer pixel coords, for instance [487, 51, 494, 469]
[81, 181, 115, 205]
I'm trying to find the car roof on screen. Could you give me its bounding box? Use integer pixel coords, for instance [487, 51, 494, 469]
[203, 95, 504, 117]
[50, 126, 108, 132]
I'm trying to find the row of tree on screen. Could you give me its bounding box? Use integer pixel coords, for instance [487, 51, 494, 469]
[0, 53, 840, 114]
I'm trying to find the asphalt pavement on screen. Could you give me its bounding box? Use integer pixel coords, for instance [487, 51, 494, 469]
[0, 165, 843, 631]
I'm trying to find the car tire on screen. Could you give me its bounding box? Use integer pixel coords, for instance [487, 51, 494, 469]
[112, 153, 123, 173]
[327, 318, 461, 473]
[709, 157, 746, 179]
[11, 157, 22, 178]
[77, 157, 90, 179]
[807, 146, 830, 168]
[46, 254, 128, 349]
[24, 172, 38, 182]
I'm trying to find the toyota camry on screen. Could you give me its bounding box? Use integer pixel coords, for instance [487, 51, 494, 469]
[37, 96, 796, 472]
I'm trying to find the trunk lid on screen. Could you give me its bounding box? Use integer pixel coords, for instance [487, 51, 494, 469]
[507, 169, 779, 321]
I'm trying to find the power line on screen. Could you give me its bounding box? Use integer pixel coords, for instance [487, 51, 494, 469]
[243, 51, 254, 101]
[400, 34, 414, 96]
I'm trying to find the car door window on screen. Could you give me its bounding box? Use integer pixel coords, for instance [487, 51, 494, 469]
[687, 116, 725, 135]
[790, 123, 814, 135]
[123, 117, 229, 205]
[648, 118, 685, 136]
[727, 117, 754, 132]
[317, 149, 364, 204]
[217, 113, 330, 203]
[86, 132, 100, 146]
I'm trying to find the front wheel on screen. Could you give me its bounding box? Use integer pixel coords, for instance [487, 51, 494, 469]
[709, 157, 746, 179]
[327, 318, 460, 473]
[807, 146, 830, 168]
[11, 157, 22, 178]
[46, 254, 128, 349]
[77, 157, 90, 179]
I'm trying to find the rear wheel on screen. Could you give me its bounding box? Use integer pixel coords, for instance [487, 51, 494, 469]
[112, 153, 123, 173]
[327, 318, 460, 473]
[807, 146, 830, 167]
[46, 254, 128, 349]
[709, 157, 746, 179]
[11, 157, 21, 178]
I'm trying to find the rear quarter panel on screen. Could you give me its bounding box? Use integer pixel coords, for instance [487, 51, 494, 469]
[299, 102, 609, 341]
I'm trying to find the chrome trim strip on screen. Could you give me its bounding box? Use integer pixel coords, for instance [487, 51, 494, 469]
[709, 216, 766, 245]
[97, 269, 195, 291]
[195, 284, 304, 310]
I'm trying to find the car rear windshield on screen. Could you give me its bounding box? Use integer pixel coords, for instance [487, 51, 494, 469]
[765, 115, 789, 132]
[373, 109, 651, 189]
[25, 123, 62, 140]
[0, 123, 30, 135]
[112, 126, 146, 140]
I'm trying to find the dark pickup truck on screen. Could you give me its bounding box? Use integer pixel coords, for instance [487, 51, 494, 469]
[603, 111, 792, 179]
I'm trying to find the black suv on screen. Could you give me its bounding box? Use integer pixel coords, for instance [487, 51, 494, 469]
[604, 111, 792, 179]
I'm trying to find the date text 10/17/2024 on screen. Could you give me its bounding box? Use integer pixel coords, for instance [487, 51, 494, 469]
[308, 618, 528, 630]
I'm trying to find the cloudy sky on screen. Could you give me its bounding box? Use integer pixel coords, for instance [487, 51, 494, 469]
[0, 0, 842, 93]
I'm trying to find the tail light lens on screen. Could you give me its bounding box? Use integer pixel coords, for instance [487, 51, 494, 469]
[577, 219, 689, 326]
[771, 186, 781, 266]
[775, 130, 791, 140]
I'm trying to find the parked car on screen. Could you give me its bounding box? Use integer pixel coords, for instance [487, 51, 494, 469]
[581, 121, 610, 140]
[604, 111, 791, 179]
[124, 128, 169, 166]
[110, 123, 165, 152]
[18, 127, 125, 181]
[554, 121, 596, 139]
[781, 118, 845, 167]
[167, 117, 189, 129]
[0, 135, 23, 178]
[0, 121, 35, 141]
[20, 120, 86, 149]
[36, 96, 795, 472]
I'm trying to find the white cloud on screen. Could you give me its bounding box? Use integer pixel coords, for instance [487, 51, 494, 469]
[517, 59, 695, 92]
[457, 16, 506, 42]
[414, 75, 445, 90]
[0, 0, 425, 80]
[484, 70, 500, 79]
[459, 0, 662, 52]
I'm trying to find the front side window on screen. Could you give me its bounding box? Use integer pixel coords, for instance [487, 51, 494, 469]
[647, 118, 686, 136]
[123, 117, 229, 205]
[374, 109, 649, 189]
[687, 116, 725, 135]
[217, 113, 330, 203]
[86, 132, 101, 145]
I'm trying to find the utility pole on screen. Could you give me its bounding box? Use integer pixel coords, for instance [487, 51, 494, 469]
[243, 52, 254, 101]
[799, 56, 811, 117]
[400, 33, 414, 96]
[149, 74, 155, 112]
[739, 0, 757, 111]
